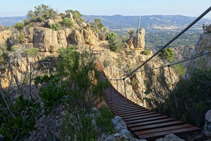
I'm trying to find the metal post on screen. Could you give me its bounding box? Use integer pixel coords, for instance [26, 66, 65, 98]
[168, 65, 180, 119]
[117, 79, 120, 115]
[124, 78, 131, 127]
[137, 16, 141, 48]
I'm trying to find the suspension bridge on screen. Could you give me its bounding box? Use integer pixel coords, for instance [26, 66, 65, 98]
[99, 6, 211, 140]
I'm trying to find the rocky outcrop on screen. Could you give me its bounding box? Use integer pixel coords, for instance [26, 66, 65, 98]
[83, 29, 97, 46]
[185, 29, 211, 77]
[133, 28, 145, 49]
[0, 30, 12, 44]
[102, 48, 179, 108]
[203, 110, 211, 136]
[126, 28, 145, 49]
[156, 133, 184, 141]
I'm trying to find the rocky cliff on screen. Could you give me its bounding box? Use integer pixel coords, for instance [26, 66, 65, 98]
[185, 24, 211, 77]
[0, 14, 180, 109]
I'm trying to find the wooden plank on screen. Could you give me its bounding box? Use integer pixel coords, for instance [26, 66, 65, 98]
[135, 124, 192, 136]
[122, 111, 157, 119]
[111, 107, 151, 113]
[112, 108, 151, 114]
[138, 126, 201, 140]
[124, 113, 162, 122]
[113, 109, 153, 116]
[125, 114, 163, 124]
[128, 116, 168, 124]
[128, 118, 175, 128]
[131, 121, 183, 132]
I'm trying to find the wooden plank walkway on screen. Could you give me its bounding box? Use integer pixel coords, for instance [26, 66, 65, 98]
[102, 71, 201, 140]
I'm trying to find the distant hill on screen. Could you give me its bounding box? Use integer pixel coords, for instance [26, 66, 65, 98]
[83, 15, 211, 32]
[1, 15, 210, 32]
[0, 16, 26, 26]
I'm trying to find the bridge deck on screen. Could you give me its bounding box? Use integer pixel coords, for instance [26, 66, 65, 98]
[102, 72, 201, 140]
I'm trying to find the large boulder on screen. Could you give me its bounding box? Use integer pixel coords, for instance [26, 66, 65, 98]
[33, 27, 67, 52]
[70, 29, 83, 45]
[206, 24, 211, 33]
[83, 29, 97, 46]
[127, 34, 135, 49]
[0, 30, 12, 44]
[203, 110, 211, 135]
[156, 133, 185, 141]
[112, 116, 127, 132]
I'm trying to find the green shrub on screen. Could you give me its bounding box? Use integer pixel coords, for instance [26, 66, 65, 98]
[27, 4, 57, 22]
[159, 48, 174, 62]
[96, 106, 115, 135]
[49, 23, 61, 30]
[24, 48, 39, 55]
[61, 17, 74, 28]
[142, 49, 150, 55]
[107, 32, 117, 40]
[50, 45, 54, 53]
[65, 10, 84, 22]
[14, 22, 24, 30]
[151, 69, 211, 127]
[11, 46, 17, 51]
[17, 33, 25, 43]
[108, 36, 124, 52]
[172, 64, 186, 76]
[128, 29, 134, 35]
[4, 26, 10, 30]
[58, 47, 110, 140]
[23, 19, 30, 25]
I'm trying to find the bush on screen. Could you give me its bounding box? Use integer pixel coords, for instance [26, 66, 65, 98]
[24, 48, 39, 55]
[11, 45, 17, 51]
[58, 47, 110, 140]
[49, 23, 61, 30]
[142, 49, 150, 55]
[65, 10, 84, 22]
[0, 23, 3, 31]
[128, 29, 134, 35]
[107, 32, 117, 40]
[61, 17, 74, 28]
[23, 19, 30, 25]
[172, 64, 186, 76]
[14, 22, 24, 30]
[91, 18, 104, 30]
[108, 35, 124, 52]
[159, 48, 174, 62]
[151, 69, 211, 127]
[4, 26, 10, 30]
[27, 4, 57, 22]
[17, 33, 25, 43]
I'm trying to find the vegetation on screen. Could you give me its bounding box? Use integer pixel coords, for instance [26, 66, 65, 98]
[128, 29, 134, 35]
[108, 32, 124, 52]
[65, 10, 84, 22]
[23, 19, 30, 25]
[49, 23, 61, 30]
[14, 22, 24, 30]
[11, 45, 17, 51]
[24, 48, 39, 55]
[0, 23, 4, 31]
[17, 33, 25, 43]
[159, 48, 174, 62]
[27, 4, 57, 22]
[172, 64, 186, 76]
[0, 44, 111, 140]
[150, 69, 211, 127]
[91, 18, 104, 31]
[142, 49, 150, 55]
[61, 17, 74, 28]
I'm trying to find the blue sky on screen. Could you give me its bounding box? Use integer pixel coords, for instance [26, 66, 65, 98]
[0, 0, 211, 18]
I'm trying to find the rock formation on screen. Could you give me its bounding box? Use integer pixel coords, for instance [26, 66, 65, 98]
[0, 30, 12, 44]
[185, 26, 211, 77]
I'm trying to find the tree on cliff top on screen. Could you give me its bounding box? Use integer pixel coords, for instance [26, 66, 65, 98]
[27, 4, 57, 22]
